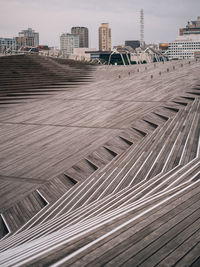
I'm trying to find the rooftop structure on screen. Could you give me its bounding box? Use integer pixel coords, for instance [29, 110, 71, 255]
[0, 55, 199, 265]
[99, 23, 111, 51]
[159, 43, 169, 51]
[71, 27, 89, 48]
[179, 16, 200, 36]
[85, 50, 131, 65]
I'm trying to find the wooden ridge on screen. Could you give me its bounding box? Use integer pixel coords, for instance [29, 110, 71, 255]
[0, 55, 199, 266]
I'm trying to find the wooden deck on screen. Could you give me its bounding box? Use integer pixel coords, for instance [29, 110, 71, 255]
[0, 55, 199, 266]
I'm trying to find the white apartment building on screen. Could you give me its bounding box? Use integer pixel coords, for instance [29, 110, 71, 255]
[167, 16, 200, 60]
[167, 35, 200, 60]
[60, 33, 79, 54]
[18, 28, 39, 47]
[0, 37, 16, 53]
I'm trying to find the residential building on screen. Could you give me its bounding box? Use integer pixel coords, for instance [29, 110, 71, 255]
[15, 36, 35, 49]
[99, 23, 111, 51]
[17, 28, 39, 48]
[167, 38, 200, 59]
[167, 16, 200, 60]
[60, 33, 79, 54]
[0, 37, 16, 53]
[71, 27, 88, 48]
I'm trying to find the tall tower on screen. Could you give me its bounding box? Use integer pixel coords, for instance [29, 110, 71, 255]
[99, 23, 111, 51]
[71, 27, 89, 48]
[140, 9, 144, 48]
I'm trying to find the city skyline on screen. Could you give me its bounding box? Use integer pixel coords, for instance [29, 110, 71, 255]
[0, 0, 200, 48]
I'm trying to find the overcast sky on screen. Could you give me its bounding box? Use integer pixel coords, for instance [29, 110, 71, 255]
[0, 0, 200, 48]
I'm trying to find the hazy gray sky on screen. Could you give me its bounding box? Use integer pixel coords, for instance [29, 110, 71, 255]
[0, 0, 199, 48]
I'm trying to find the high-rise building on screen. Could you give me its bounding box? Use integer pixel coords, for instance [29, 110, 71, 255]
[71, 27, 88, 48]
[99, 23, 111, 51]
[167, 16, 200, 60]
[17, 28, 39, 48]
[60, 33, 79, 54]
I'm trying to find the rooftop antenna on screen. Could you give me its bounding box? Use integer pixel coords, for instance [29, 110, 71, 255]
[140, 8, 144, 48]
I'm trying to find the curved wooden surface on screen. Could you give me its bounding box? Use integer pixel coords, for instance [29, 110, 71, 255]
[0, 55, 199, 266]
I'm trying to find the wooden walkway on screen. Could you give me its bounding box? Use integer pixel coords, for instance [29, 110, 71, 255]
[0, 55, 199, 266]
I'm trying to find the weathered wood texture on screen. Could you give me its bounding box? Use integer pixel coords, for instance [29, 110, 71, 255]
[0, 55, 199, 266]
